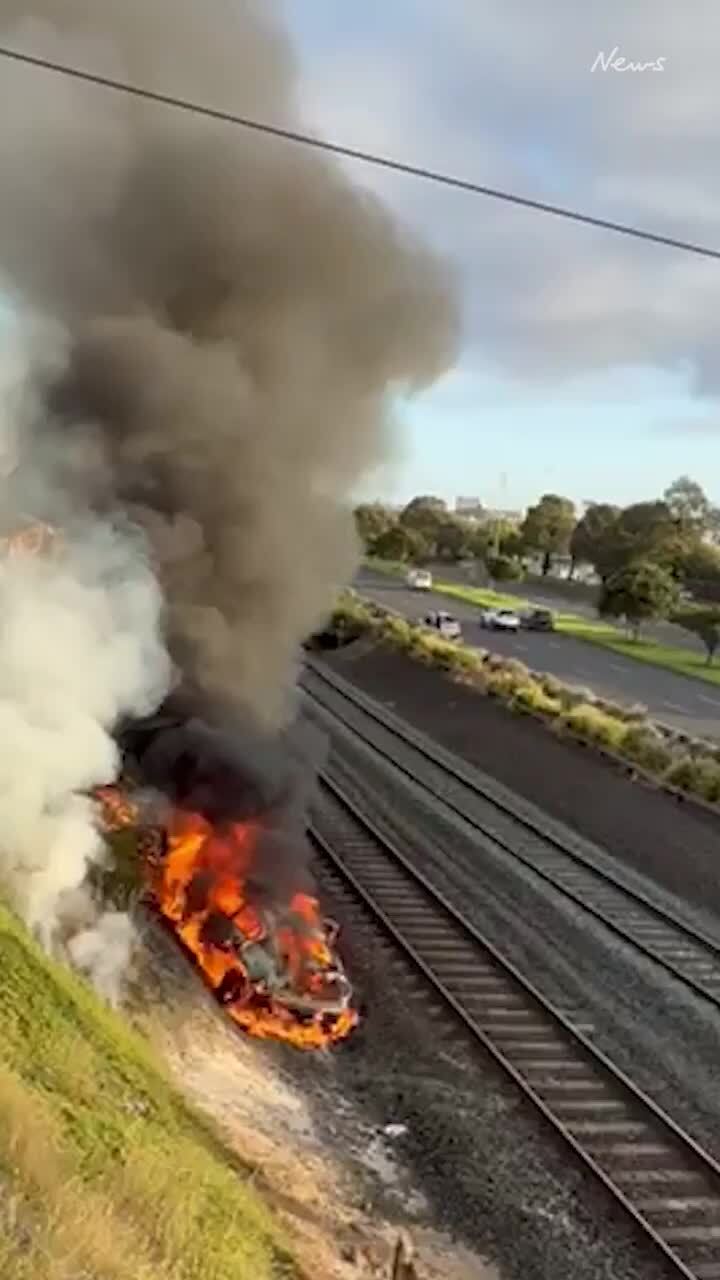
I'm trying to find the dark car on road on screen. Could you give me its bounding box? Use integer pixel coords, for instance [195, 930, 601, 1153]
[521, 607, 555, 631]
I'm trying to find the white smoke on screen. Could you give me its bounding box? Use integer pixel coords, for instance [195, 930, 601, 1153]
[0, 485, 171, 999]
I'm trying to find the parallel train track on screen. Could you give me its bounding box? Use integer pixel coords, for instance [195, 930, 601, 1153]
[311, 771, 720, 1279]
[301, 659, 720, 1013]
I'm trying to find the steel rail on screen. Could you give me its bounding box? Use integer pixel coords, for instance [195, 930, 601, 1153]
[301, 660, 720, 1012]
[311, 772, 720, 1279]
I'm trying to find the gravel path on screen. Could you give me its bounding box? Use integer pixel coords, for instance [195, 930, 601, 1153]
[317, 644, 720, 922]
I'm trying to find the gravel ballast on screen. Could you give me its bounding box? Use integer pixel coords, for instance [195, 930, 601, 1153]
[137, 906, 666, 1279]
[303, 859, 678, 1280]
[313, 727, 720, 1168]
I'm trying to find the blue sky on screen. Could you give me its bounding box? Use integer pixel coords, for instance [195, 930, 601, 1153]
[281, 0, 720, 512]
[383, 368, 720, 511]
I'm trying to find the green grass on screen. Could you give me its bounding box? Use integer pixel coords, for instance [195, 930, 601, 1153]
[431, 581, 535, 611]
[0, 902, 298, 1280]
[365, 559, 720, 690]
[558, 616, 720, 687]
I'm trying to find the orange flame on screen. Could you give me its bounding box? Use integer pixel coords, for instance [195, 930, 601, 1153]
[96, 785, 358, 1050]
[94, 784, 139, 832]
[0, 521, 60, 559]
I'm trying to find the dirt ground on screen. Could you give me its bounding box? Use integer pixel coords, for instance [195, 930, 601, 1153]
[137, 926, 499, 1280]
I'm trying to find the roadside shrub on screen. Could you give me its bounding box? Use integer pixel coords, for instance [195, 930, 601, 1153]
[483, 652, 507, 673]
[686, 736, 717, 760]
[664, 755, 720, 802]
[511, 682, 562, 717]
[664, 755, 696, 793]
[620, 725, 674, 773]
[329, 599, 372, 644]
[592, 695, 648, 724]
[447, 646, 486, 678]
[560, 703, 627, 751]
[485, 666, 535, 701]
[482, 655, 530, 682]
[557, 685, 596, 711]
[380, 616, 414, 652]
[624, 702, 649, 724]
[413, 634, 458, 670]
[505, 657, 532, 681]
[694, 760, 720, 798]
[540, 674, 563, 700]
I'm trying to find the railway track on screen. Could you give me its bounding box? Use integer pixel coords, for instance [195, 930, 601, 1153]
[311, 772, 720, 1279]
[301, 659, 720, 1012]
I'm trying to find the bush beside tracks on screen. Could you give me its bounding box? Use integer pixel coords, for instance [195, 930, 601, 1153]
[323, 593, 720, 808]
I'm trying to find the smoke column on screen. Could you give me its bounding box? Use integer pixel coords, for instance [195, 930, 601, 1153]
[0, 508, 170, 997]
[0, 0, 458, 722]
[0, 0, 458, 984]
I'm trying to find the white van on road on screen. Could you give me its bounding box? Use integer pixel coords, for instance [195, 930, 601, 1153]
[406, 568, 433, 590]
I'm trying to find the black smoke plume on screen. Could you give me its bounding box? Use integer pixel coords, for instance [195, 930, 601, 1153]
[0, 0, 458, 726]
[0, 0, 457, 981]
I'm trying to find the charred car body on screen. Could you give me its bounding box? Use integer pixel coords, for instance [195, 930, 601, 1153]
[2, 523, 356, 1048]
[95, 701, 357, 1048]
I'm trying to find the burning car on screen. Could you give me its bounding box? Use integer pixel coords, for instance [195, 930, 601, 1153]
[1, 518, 357, 1049]
[93, 780, 358, 1050]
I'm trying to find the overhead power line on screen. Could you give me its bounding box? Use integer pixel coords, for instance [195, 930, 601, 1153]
[1, 41, 719, 263]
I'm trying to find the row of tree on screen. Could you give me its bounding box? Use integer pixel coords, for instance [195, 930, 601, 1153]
[355, 494, 525, 579]
[354, 476, 720, 661]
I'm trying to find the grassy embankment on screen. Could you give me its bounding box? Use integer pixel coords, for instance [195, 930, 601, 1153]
[0, 900, 297, 1280]
[366, 558, 720, 689]
[328, 592, 720, 804]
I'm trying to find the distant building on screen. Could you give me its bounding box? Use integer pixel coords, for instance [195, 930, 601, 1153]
[525, 551, 599, 584]
[455, 496, 484, 517]
[483, 508, 524, 527]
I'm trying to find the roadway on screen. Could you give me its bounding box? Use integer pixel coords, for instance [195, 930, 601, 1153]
[422, 562, 703, 654]
[355, 568, 720, 741]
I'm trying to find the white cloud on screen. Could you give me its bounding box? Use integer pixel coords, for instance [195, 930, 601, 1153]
[287, 0, 720, 401]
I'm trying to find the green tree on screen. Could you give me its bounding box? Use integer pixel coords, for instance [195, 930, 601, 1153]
[353, 502, 394, 550]
[569, 503, 620, 579]
[467, 525, 493, 562]
[372, 523, 430, 563]
[499, 527, 525, 559]
[663, 475, 712, 533]
[486, 553, 524, 582]
[597, 501, 693, 579]
[677, 540, 720, 585]
[434, 518, 472, 562]
[399, 495, 447, 536]
[672, 606, 720, 665]
[521, 494, 576, 575]
[598, 560, 679, 640]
